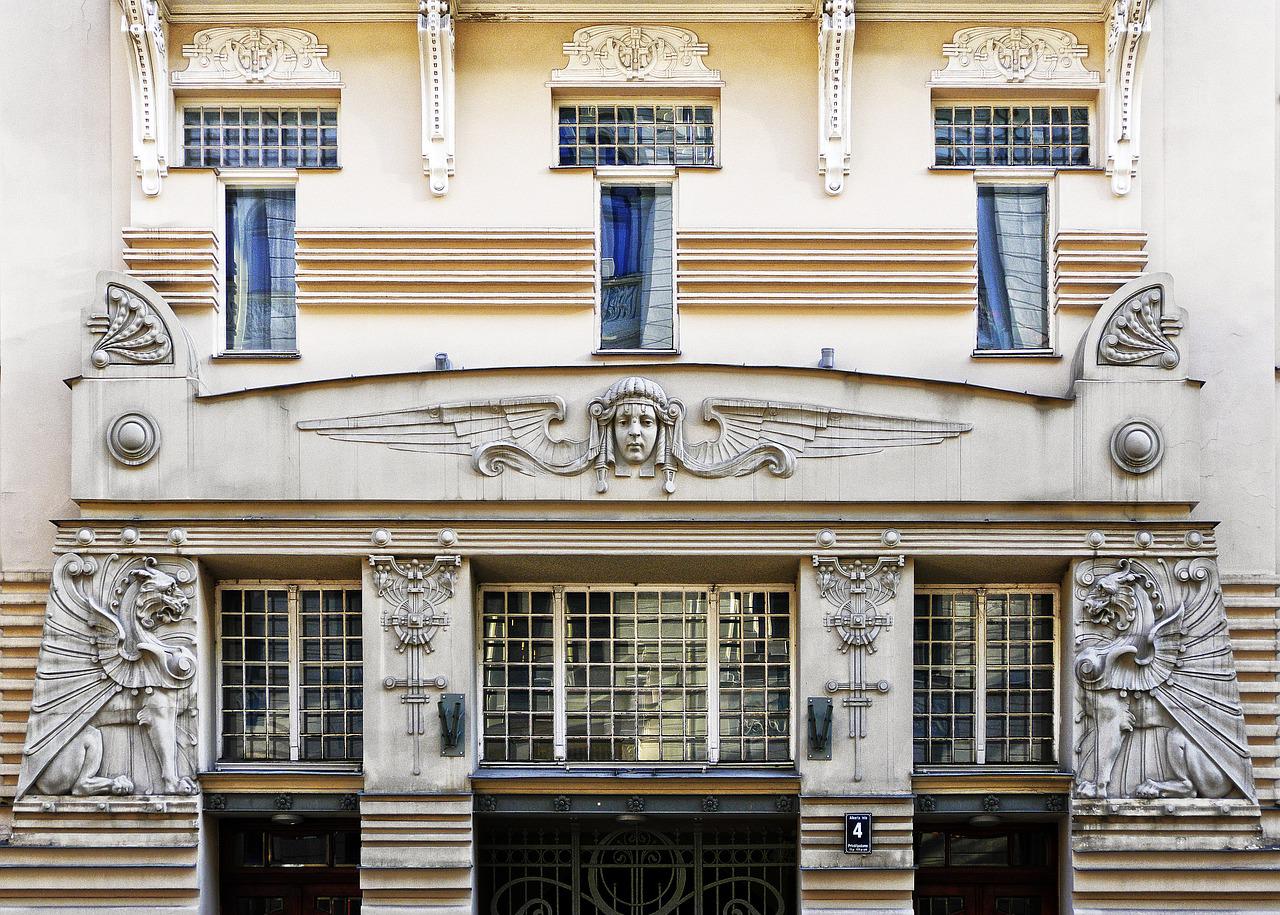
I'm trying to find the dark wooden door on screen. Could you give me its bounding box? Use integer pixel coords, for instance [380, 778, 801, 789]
[913, 824, 1058, 915]
[219, 821, 360, 915]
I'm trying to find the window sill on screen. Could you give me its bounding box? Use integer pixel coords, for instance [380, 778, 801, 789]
[214, 350, 302, 360]
[203, 764, 363, 780]
[930, 165, 1101, 174]
[971, 348, 1059, 359]
[473, 765, 799, 778]
[593, 348, 681, 357]
[550, 165, 715, 175]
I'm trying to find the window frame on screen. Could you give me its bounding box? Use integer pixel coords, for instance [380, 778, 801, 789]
[928, 96, 1097, 173]
[214, 579, 364, 772]
[971, 173, 1057, 358]
[174, 98, 343, 172]
[913, 584, 1062, 771]
[591, 173, 681, 356]
[474, 582, 797, 768]
[549, 94, 722, 172]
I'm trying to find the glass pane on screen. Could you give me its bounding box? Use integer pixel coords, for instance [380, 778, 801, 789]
[181, 106, 337, 169]
[933, 104, 1088, 168]
[298, 588, 363, 761]
[913, 593, 978, 766]
[226, 187, 297, 352]
[984, 591, 1056, 764]
[270, 832, 329, 866]
[976, 186, 1049, 351]
[481, 590, 557, 761]
[220, 589, 292, 761]
[718, 590, 792, 763]
[949, 834, 1009, 866]
[599, 185, 675, 351]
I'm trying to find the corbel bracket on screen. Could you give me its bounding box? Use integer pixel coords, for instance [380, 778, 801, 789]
[818, 0, 855, 196]
[419, 0, 456, 196]
[117, 0, 170, 197]
[1103, 0, 1155, 196]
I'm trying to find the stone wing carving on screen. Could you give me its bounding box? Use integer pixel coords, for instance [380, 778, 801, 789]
[299, 377, 970, 494]
[298, 397, 592, 477]
[18, 553, 199, 799]
[682, 398, 973, 478]
[1074, 557, 1255, 802]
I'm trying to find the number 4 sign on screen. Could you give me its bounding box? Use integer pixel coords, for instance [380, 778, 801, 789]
[844, 813, 872, 855]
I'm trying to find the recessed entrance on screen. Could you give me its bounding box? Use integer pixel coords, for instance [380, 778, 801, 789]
[477, 816, 798, 915]
[219, 820, 361, 915]
[913, 823, 1058, 915]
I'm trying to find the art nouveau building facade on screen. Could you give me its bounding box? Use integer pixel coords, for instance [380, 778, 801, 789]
[1, 0, 1278, 913]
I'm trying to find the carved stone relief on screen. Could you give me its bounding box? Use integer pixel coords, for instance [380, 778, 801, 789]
[814, 555, 904, 781]
[88, 283, 175, 367]
[551, 26, 720, 85]
[18, 553, 199, 799]
[930, 27, 1099, 88]
[1104, 0, 1155, 196]
[1073, 557, 1256, 802]
[106, 412, 162, 467]
[419, 0, 456, 195]
[1097, 283, 1182, 368]
[1109, 418, 1163, 474]
[117, 0, 170, 197]
[299, 376, 971, 495]
[172, 27, 341, 88]
[369, 554, 461, 775]
[818, 0, 855, 195]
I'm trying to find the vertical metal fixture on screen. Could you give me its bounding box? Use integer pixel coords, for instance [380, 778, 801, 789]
[435, 352, 452, 370]
[807, 697, 833, 760]
[438, 693, 465, 757]
[819, 347, 836, 369]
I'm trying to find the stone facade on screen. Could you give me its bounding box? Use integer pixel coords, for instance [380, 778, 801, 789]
[1, 1, 1278, 913]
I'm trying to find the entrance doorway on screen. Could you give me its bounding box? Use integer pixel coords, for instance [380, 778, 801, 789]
[477, 817, 798, 915]
[913, 823, 1058, 915]
[219, 820, 361, 915]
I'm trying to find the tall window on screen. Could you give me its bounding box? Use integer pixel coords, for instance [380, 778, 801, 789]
[219, 584, 363, 763]
[598, 184, 675, 351]
[976, 186, 1049, 352]
[913, 589, 1056, 766]
[481, 586, 792, 764]
[226, 187, 297, 352]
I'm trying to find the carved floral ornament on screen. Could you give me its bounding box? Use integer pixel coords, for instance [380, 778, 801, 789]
[551, 25, 720, 86]
[88, 283, 175, 368]
[930, 27, 1099, 87]
[1097, 282, 1182, 369]
[1073, 557, 1256, 804]
[18, 553, 199, 799]
[172, 27, 341, 88]
[298, 376, 971, 494]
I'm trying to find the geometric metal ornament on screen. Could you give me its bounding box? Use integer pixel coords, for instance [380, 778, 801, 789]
[369, 554, 461, 775]
[813, 555, 904, 781]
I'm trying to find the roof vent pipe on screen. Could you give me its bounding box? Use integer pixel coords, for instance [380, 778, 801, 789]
[819, 347, 836, 369]
[435, 352, 452, 370]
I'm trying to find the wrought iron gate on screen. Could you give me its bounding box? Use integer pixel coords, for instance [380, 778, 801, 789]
[477, 819, 797, 915]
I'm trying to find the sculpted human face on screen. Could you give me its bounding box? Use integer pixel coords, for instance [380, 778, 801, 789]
[613, 402, 658, 465]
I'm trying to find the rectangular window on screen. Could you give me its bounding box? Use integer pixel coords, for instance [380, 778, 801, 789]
[183, 106, 339, 169]
[219, 584, 363, 763]
[599, 184, 675, 351]
[934, 105, 1089, 168]
[481, 586, 793, 765]
[226, 187, 297, 352]
[913, 589, 1056, 766]
[559, 104, 715, 167]
[976, 185, 1049, 351]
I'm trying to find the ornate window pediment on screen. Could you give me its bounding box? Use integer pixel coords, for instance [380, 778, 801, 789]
[930, 27, 1100, 89]
[551, 25, 721, 87]
[172, 27, 341, 88]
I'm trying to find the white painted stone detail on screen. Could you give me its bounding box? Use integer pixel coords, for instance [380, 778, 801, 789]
[551, 25, 720, 86]
[818, 0, 854, 195]
[1097, 283, 1182, 368]
[298, 376, 971, 495]
[814, 555, 903, 782]
[117, 0, 170, 196]
[18, 553, 199, 799]
[419, 1, 456, 195]
[1073, 557, 1256, 802]
[88, 284, 174, 368]
[1104, 0, 1156, 196]
[172, 27, 341, 88]
[930, 27, 1099, 87]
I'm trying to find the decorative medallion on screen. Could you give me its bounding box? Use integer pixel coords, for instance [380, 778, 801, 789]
[553, 795, 572, 812]
[1074, 557, 1255, 802]
[814, 555, 904, 781]
[369, 554, 461, 776]
[626, 795, 646, 813]
[299, 376, 970, 495]
[106, 412, 161, 467]
[916, 794, 937, 813]
[551, 26, 720, 85]
[173, 27, 341, 87]
[88, 284, 174, 367]
[476, 795, 498, 813]
[982, 794, 1001, 813]
[1109, 418, 1163, 474]
[701, 795, 720, 813]
[1097, 284, 1182, 368]
[931, 27, 1099, 87]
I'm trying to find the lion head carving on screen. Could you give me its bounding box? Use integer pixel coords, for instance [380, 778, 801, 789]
[131, 564, 191, 630]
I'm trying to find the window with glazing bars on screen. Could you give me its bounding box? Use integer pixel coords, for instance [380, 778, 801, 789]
[934, 105, 1090, 168]
[480, 587, 792, 764]
[913, 589, 1056, 766]
[219, 584, 363, 763]
[183, 107, 339, 168]
[558, 104, 716, 167]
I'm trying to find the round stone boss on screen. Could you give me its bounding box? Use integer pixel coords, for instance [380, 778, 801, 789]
[106, 411, 161, 466]
[1109, 418, 1164, 475]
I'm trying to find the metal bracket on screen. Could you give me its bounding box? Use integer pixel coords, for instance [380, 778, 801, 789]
[807, 697, 833, 760]
[438, 693, 465, 757]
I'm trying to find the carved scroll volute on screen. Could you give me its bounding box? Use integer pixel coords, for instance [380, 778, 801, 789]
[1075, 273, 1186, 383]
[1103, 0, 1155, 196]
[1072, 556, 1256, 805]
[84, 272, 197, 380]
[818, 0, 855, 195]
[18, 553, 201, 800]
[116, 0, 170, 197]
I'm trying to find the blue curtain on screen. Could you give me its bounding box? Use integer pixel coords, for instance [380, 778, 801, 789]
[226, 188, 297, 351]
[599, 186, 673, 351]
[977, 186, 1048, 351]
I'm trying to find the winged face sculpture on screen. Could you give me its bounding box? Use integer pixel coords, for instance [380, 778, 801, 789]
[298, 376, 971, 494]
